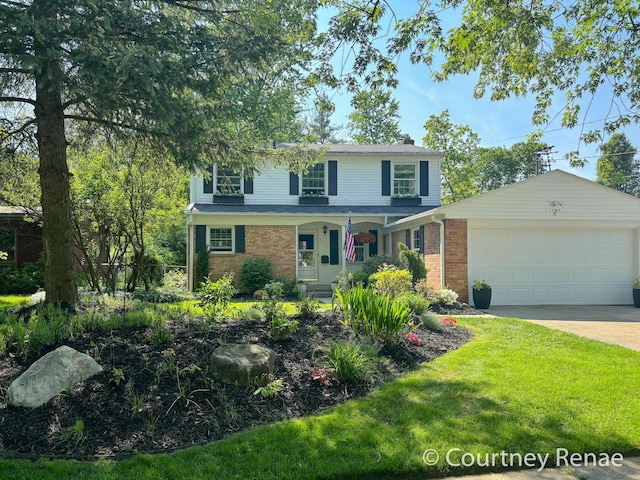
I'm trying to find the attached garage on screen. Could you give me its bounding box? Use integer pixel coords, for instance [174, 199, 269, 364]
[387, 170, 640, 306]
[468, 226, 634, 305]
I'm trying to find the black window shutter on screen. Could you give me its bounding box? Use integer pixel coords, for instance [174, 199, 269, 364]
[328, 160, 337, 196]
[329, 230, 339, 265]
[368, 229, 378, 256]
[382, 160, 391, 196]
[196, 225, 206, 252]
[243, 177, 253, 194]
[204, 166, 214, 194]
[420, 161, 429, 196]
[235, 225, 245, 253]
[405, 229, 410, 246]
[289, 172, 299, 195]
[419, 226, 425, 255]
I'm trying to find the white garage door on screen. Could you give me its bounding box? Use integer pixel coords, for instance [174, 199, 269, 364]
[468, 228, 634, 305]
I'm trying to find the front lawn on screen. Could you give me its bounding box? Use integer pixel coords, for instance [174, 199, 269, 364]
[1, 316, 639, 479]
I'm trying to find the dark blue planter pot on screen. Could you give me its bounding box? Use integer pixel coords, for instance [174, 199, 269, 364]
[633, 289, 640, 308]
[213, 195, 244, 205]
[299, 196, 329, 205]
[472, 287, 492, 309]
[391, 197, 421, 206]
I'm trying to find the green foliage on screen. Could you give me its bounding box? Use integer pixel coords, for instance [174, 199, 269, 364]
[146, 319, 173, 345]
[349, 270, 369, 287]
[334, 284, 413, 346]
[0, 257, 45, 295]
[420, 313, 443, 332]
[253, 375, 284, 398]
[414, 278, 437, 300]
[394, 294, 430, 316]
[316, 340, 380, 383]
[59, 420, 87, 448]
[268, 316, 299, 341]
[347, 88, 401, 144]
[240, 258, 273, 293]
[596, 133, 639, 195]
[195, 249, 210, 286]
[361, 254, 401, 277]
[398, 242, 427, 284]
[196, 273, 238, 322]
[369, 265, 413, 299]
[297, 297, 320, 318]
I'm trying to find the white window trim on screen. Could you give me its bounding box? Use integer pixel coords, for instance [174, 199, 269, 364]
[301, 162, 326, 195]
[214, 165, 243, 195]
[393, 162, 418, 196]
[208, 226, 235, 254]
[411, 228, 421, 252]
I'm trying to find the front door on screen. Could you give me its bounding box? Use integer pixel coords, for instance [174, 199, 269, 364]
[298, 232, 317, 281]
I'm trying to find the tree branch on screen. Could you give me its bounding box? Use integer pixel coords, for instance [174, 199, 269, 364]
[63, 114, 151, 134]
[0, 96, 36, 106]
[0, 67, 31, 74]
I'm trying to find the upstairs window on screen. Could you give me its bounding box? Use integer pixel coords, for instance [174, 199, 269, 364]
[216, 168, 242, 195]
[393, 164, 416, 195]
[302, 163, 325, 195]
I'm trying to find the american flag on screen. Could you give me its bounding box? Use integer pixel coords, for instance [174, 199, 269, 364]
[345, 216, 356, 262]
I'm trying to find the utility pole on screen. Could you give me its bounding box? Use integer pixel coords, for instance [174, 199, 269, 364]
[534, 145, 556, 174]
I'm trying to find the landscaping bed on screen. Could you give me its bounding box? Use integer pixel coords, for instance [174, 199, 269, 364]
[0, 303, 475, 460]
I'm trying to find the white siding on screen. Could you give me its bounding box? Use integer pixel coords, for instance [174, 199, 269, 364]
[469, 225, 636, 305]
[190, 153, 442, 206]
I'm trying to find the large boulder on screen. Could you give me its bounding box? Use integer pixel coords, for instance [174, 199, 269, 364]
[209, 344, 275, 386]
[7, 345, 103, 408]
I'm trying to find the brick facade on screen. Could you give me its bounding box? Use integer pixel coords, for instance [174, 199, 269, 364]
[207, 225, 297, 291]
[423, 222, 441, 288]
[443, 219, 468, 303]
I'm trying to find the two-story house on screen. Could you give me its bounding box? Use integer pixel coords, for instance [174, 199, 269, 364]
[184, 140, 443, 291]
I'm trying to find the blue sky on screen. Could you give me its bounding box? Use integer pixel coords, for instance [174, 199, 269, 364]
[321, 2, 640, 181]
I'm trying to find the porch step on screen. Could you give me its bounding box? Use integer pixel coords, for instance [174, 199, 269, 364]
[308, 286, 334, 299]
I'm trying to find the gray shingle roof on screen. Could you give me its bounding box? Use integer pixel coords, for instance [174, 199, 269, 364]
[276, 143, 441, 156]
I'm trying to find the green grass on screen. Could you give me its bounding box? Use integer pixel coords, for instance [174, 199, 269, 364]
[0, 295, 30, 311]
[2, 318, 639, 479]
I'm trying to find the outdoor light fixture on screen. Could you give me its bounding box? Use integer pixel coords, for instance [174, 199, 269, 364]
[549, 201, 564, 216]
[322, 225, 328, 235]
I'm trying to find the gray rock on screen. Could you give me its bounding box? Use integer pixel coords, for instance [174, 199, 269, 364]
[209, 344, 275, 386]
[7, 345, 103, 408]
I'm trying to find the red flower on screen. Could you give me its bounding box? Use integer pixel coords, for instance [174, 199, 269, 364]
[442, 317, 457, 325]
[312, 369, 334, 386]
[407, 332, 424, 345]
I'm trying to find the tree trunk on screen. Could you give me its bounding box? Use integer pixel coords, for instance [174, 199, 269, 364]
[34, 1, 77, 305]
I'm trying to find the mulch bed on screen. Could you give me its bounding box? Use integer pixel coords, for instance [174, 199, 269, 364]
[0, 302, 481, 460]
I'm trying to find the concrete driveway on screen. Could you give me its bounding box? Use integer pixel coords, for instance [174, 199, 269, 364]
[484, 305, 640, 351]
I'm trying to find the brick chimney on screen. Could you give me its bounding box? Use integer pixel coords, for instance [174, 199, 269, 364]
[399, 135, 414, 145]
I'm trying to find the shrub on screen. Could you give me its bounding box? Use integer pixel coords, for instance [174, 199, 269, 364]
[398, 242, 428, 284]
[196, 272, 238, 322]
[316, 340, 380, 382]
[0, 257, 45, 295]
[361, 254, 401, 277]
[394, 293, 430, 315]
[297, 297, 320, 318]
[334, 284, 414, 345]
[194, 248, 210, 286]
[433, 288, 458, 305]
[414, 278, 437, 300]
[369, 265, 413, 298]
[240, 257, 273, 293]
[268, 316, 299, 341]
[420, 312, 443, 332]
[349, 270, 369, 286]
